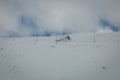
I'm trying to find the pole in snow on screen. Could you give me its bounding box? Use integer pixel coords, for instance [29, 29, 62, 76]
[56, 35, 57, 44]
[93, 35, 96, 43]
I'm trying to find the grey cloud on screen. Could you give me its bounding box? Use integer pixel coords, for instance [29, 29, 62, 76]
[0, 0, 120, 36]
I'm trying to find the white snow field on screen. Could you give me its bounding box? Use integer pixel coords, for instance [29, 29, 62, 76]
[0, 32, 120, 80]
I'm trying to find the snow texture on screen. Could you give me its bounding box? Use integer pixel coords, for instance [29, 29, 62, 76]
[0, 32, 120, 80]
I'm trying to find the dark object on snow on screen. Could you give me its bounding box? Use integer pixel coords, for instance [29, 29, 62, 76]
[65, 36, 71, 40]
[56, 38, 64, 42]
[56, 35, 71, 42]
[102, 66, 106, 69]
[1, 48, 3, 50]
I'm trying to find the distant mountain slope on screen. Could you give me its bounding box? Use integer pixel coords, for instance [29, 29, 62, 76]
[0, 32, 120, 80]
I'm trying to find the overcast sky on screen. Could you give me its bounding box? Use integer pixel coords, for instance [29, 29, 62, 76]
[0, 0, 120, 37]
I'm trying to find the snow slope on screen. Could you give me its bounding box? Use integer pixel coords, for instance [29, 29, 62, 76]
[0, 32, 120, 80]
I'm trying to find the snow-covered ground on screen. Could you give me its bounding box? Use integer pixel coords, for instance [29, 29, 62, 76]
[0, 32, 120, 80]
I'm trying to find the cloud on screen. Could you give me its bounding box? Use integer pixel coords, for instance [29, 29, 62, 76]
[0, 0, 120, 37]
[99, 19, 120, 32]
